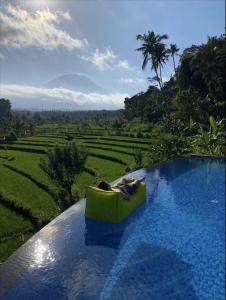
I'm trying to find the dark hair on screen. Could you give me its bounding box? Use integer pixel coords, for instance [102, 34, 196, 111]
[98, 181, 111, 191]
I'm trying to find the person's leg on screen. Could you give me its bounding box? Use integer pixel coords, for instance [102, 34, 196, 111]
[125, 184, 138, 195]
[136, 177, 145, 184]
[139, 177, 145, 182]
[133, 180, 138, 186]
[123, 178, 135, 184]
[113, 178, 126, 188]
[132, 180, 140, 187]
[131, 177, 145, 187]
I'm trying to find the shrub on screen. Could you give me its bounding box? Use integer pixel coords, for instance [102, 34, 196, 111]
[40, 143, 88, 210]
[5, 131, 17, 142]
[136, 132, 143, 138]
[133, 148, 143, 167]
[192, 116, 225, 155]
[65, 134, 73, 141]
[143, 134, 189, 166]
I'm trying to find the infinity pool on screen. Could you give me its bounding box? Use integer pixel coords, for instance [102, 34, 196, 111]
[0, 157, 225, 300]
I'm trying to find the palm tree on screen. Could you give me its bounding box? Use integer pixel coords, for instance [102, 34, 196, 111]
[153, 43, 169, 88]
[136, 31, 168, 91]
[169, 43, 180, 73]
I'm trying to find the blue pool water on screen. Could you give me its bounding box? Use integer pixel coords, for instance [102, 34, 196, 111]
[0, 157, 225, 300]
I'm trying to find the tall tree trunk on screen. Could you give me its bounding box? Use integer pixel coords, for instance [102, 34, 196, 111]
[151, 55, 162, 90]
[172, 54, 176, 73]
[159, 65, 167, 100]
[159, 66, 163, 88]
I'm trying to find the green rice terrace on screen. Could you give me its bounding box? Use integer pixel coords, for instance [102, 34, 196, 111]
[0, 127, 153, 261]
[1, 32, 225, 264]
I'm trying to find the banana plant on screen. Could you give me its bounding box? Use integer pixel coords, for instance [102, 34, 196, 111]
[195, 116, 225, 155]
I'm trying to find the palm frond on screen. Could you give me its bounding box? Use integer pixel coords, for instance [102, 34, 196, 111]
[142, 55, 149, 70]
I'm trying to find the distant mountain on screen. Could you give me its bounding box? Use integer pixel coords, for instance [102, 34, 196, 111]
[44, 73, 107, 94]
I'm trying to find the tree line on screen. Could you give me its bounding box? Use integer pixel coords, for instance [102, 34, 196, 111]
[124, 32, 225, 128]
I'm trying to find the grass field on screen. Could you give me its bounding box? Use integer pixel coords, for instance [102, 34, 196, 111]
[0, 232, 34, 262]
[0, 204, 33, 238]
[0, 130, 148, 261]
[0, 165, 59, 222]
[87, 156, 126, 181]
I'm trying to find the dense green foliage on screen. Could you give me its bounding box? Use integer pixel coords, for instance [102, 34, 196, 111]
[192, 116, 225, 155]
[127, 34, 225, 126]
[40, 143, 88, 210]
[124, 33, 225, 162]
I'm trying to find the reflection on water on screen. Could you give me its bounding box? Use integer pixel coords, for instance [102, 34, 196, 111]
[85, 218, 124, 249]
[30, 239, 55, 268]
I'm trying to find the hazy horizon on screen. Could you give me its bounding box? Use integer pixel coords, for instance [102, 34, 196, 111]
[0, 0, 224, 110]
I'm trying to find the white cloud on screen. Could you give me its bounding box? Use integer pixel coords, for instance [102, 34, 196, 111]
[81, 52, 139, 73]
[1, 84, 128, 110]
[116, 60, 134, 71]
[162, 76, 170, 83]
[119, 77, 146, 85]
[81, 47, 116, 70]
[56, 11, 72, 21]
[0, 4, 86, 50]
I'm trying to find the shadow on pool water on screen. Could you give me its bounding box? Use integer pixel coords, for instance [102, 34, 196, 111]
[109, 242, 198, 300]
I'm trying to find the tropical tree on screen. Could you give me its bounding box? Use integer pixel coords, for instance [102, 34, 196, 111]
[176, 35, 225, 121]
[193, 116, 225, 155]
[136, 31, 168, 91]
[153, 43, 169, 88]
[0, 98, 11, 118]
[40, 143, 88, 210]
[169, 43, 180, 73]
[133, 148, 143, 168]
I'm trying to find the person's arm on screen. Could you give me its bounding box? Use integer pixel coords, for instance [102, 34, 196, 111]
[117, 186, 131, 200]
[112, 187, 130, 200]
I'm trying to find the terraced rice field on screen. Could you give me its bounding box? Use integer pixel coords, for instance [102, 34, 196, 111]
[0, 165, 59, 222]
[0, 130, 149, 261]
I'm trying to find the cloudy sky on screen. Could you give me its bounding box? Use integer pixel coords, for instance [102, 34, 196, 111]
[0, 0, 224, 110]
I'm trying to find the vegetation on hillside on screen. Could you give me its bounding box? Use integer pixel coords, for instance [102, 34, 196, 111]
[124, 32, 225, 162]
[0, 31, 225, 262]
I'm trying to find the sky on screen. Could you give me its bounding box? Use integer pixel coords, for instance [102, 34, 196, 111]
[0, 0, 225, 110]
